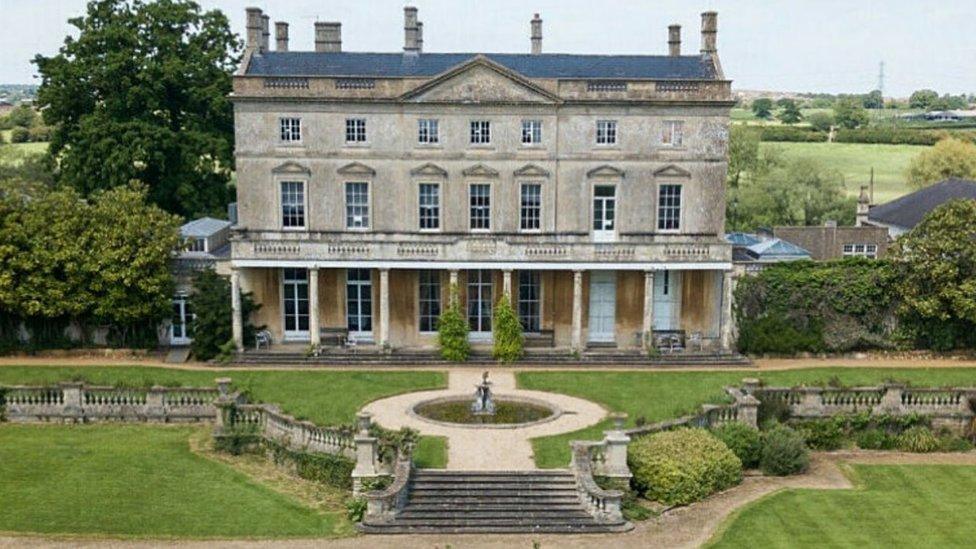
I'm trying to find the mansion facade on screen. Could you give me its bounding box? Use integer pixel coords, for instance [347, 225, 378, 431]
[229, 7, 736, 354]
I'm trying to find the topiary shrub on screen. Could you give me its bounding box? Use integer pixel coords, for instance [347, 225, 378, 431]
[711, 422, 763, 469]
[437, 285, 469, 362]
[492, 296, 523, 363]
[760, 425, 809, 476]
[628, 428, 742, 506]
[896, 426, 940, 453]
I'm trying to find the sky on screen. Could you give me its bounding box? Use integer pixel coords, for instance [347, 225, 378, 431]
[1, 0, 974, 97]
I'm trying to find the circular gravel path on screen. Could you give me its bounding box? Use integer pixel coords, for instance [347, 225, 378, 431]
[361, 369, 608, 470]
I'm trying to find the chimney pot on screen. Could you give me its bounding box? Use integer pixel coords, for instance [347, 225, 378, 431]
[531, 13, 543, 55]
[275, 22, 289, 52]
[245, 7, 263, 52]
[668, 24, 681, 56]
[404, 7, 419, 53]
[315, 22, 342, 53]
[260, 14, 270, 52]
[700, 11, 717, 54]
[417, 21, 424, 53]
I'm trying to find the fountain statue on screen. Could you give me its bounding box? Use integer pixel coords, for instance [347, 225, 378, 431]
[471, 371, 496, 415]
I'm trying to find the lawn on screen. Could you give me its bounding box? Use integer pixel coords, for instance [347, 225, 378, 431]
[708, 464, 976, 548]
[0, 424, 352, 538]
[761, 141, 927, 202]
[0, 139, 48, 164]
[518, 367, 976, 468]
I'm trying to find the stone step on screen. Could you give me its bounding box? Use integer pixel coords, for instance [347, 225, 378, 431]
[398, 510, 594, 520]
[358, 522, 631, 534]
[406, 495, 582, 505]
[414, 469, 572, 476]
[409, 490, 580, 499]
[372, 517, 611, 527]
[403, 503, 586, 512]
[411, 481, 576, 490]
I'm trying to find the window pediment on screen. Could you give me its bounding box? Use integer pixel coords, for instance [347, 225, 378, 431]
[514, 164, 550, 178]
[653, 164, 692, 178]
[462, 163, 499, 178]
[271, 161, 311, 175]
[410, 162, 448, 177]
[337, 162, 376, 176]
[586, 165, 625, 178]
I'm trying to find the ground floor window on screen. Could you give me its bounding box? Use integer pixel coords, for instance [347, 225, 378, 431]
[467, 269, 492, 333]
[419, 270, 441, 333]
[347, 268, 373, 334]
[283, 268, 309, 336]
[518, 271, 541, 333]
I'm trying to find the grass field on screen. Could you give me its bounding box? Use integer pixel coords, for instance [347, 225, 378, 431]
[761, 141, 926, 202]
[708, 464, 976, 548]
[518, 367, 976, 468]
[0, 424, 352, 538]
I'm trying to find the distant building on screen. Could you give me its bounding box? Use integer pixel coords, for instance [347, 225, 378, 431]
[773, 221, 889, 260]
[859, 178, 976, 238]
[899, 110, 976, 123]
[0, 100, 14, 116]
[726, 232, 811, 273]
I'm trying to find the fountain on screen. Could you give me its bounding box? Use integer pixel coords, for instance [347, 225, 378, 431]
[470, 371, 496, 416]
[411, 370, 560, 428]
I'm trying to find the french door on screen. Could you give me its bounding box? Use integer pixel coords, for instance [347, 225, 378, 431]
[653, 270, 682, 330]
[346, 268, 373, 341]
[588, 271, 616, 343]
[467, 270, 493, 339]
[169, 295, 192, 346]
[282, 268, 310, 340]
[593, 185, 616, 242]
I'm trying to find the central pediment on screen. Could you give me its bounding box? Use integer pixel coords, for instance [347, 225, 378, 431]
[400, 56, 561, 104]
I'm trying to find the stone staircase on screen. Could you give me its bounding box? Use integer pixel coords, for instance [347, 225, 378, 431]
[359, 469, 632, 534]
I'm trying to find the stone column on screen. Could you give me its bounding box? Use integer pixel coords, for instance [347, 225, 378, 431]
[60, 382, 84, 421]
[502, 270, 513, 299]
[379, 269, 390, 348]
[737, 394, 760, 428]
[309, 268, 321, 346]
[571, 270, 584, 353]
[602, 413, 632, 479]
[642, 270, 655, 350]
[719, 270, 736, 351]
[231, 269, 244, 351]
[449, 270, 459, 305]
[352, 412, 380, 496]
[146, 386, 166, 421]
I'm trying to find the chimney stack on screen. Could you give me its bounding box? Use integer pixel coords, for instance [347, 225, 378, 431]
[275, 22, 288, 52]
[260, 14, 270, 52]
[668, 24, 681, 56]
[315, 22, 342, 53]
[404, 7, 419, 53]
[245, 7, 263, 52]
[531, 13, 543, 55]
[700, 11, 717, 54]
[417, 21, 424, 53]
[856, 185, 871, 227]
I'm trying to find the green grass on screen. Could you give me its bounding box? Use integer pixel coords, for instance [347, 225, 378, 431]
[0, 424, 352, 538]
[414, 435, 448, 469]
[708, 465, 976, 548]
[0, 139, 47, 163]
[519, 368, 976, 468]
[760, 141, 927, 203]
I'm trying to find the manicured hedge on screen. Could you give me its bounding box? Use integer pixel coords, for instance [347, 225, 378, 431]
[628, 428, 742, 506]
[757, 126, 976, 146]
[760, 126, 827, 143]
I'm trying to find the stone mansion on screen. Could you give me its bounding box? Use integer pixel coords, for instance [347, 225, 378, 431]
[229, 7, 735, 355]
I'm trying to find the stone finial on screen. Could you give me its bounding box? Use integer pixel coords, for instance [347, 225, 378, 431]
[215, 377, 233, 398]
[245, 7, 263, 52]
[356, 411, 373, 435]
[531, 13, 543, 55]
[609, 412, 627, 431]
[742, 378, 761, 395]
[275, 21, 289, 52]
[668, 24, 681, 56]
[404, 6, 420, 53]
[700, 11, 717, 54]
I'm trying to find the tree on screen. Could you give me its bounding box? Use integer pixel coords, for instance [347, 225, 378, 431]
[727, 126, 761, 190]
[188, 269, 260, 360]
[727, 156, 855, 231]
[890, 200, 976, 349]
[492, 296, 524, 362]
[862, 89, 884, 109]
[833, 98, 869, 129]
[906, 137, 976, 189]
[437, 285, 470, 361]
[751, 98, 773, 120]
[777, 99, 803, 124]
[909, 89, 940, 110]
[806, 112, 835, 132]
[33, 0, 241, 218]
[6, 105, 37, 128]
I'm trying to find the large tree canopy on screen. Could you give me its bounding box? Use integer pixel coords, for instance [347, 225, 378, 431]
[33, 0, 240, 218]
[906, 137, 976, 190]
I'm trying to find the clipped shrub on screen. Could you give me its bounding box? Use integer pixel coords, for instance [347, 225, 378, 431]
[437, 285, 469, 362]
[796, 417, 847, 450]
[855, 428, 895, 450]
[896, 426, 940, 453]
[628, 428, 742, 506]
[711, 422, 763, 469]
[759, 125, 827, 143]
[492, 296, 524, 362]
[760, 425, 810, 476]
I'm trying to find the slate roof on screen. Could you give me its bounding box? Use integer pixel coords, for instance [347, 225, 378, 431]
[181, 217, 231, 238]
[245, 52, 718, 80]
[727, 233, 811, 263]
[868, 178, 976, 230]
[725, 232, 761, 247]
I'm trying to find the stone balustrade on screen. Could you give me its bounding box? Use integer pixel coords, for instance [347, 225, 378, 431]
[569, 441, 625, 524]
[217, 400, 358, 461]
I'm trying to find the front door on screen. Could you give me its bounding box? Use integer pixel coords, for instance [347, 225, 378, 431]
[588, 271, 616, 343]
[169, 295, 192, 346]
[592, 185, 616, 242]
[346, 268, 373, 342]
[653, 270, 682, 330]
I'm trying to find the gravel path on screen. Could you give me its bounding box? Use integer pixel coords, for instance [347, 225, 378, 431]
[362, 369, 608, 470]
